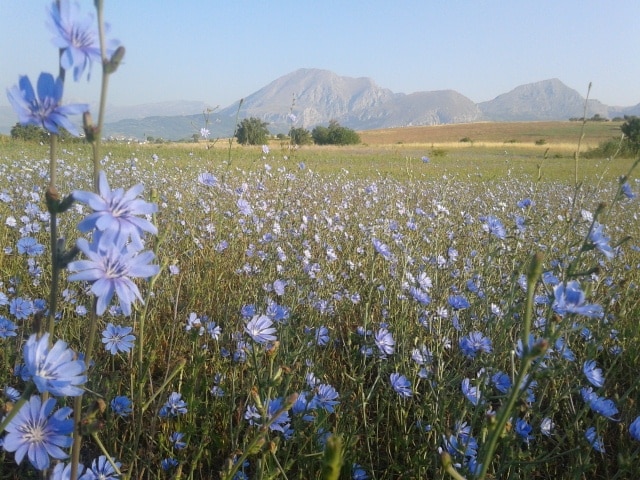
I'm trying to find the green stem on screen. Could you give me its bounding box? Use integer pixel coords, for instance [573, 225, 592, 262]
[477, 253, 544, 480]
[46, 134, 60, 338]
[70, 300, 99, 480]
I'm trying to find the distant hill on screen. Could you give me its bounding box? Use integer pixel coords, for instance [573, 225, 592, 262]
[477, 79, 610, 121]
[2, 69, 638, 140]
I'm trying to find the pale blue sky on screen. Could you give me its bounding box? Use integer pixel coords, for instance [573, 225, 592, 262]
[1, 0, 639, 110]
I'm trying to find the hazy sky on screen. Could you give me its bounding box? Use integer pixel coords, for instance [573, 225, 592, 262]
[1, 0, 639, 111]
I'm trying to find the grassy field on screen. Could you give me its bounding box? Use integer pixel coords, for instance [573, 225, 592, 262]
[357, 120, 624, 150]
[1, 129, 640, 479]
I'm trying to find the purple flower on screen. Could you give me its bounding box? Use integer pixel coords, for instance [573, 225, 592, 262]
[162, 458, 179, 470]
[110, 395, 132, 418]
[459, 331, 492, 359]
[16, 237, 45, 256]
[621, 181, 636, 199]
[588, 222, 614, 260]
[374, 327, 395, 356]
[170, 432, 187, 450]
[237, 198, 253, 216]
[585, 426, 605, 453]
[23, 332, 87, 397]
[6, 73, 87, 135]
[372, 238, 393, 260]
[514, 418, 534, 445]
[102, 323, 136, 354]
[552, 281, 603, 318]
[68, 232, 159, 316]
[198, 172, 217, 187]
[9, 297, 34, 320]
[583, 360, 605, 388]
[491, 371, 512, 393]
[0, 316, 18, 338]
[245, 314, 277, 344]
[629, 416, 640, 441]
[461, 378, 482, 406]
[311, 384, 340, 413]
[448, 295, 470, 310]
[2, 395, 74, 470]
[315, 326, 330, 346]
[482, 215, 506, 239]
[245, 397, 291, 433]
[83, 455, 122, 479]
[159, 392, 188, 417]
[48, 0, 118, 81]
[73, 171, 158, 250]
[390, 373, 412, 398]
[50, 462, 85, 480]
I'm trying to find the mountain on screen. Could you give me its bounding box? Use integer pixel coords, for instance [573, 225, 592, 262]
[215, 69, 481, 133]
[477, 79, 610, 121]
[3, 69, 638, 140]
[104, 100, 210, 122]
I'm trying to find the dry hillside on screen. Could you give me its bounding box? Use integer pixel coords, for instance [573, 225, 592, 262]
[358, 121, 622, 146]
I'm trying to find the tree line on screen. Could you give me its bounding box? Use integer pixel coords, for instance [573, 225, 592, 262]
[235, 118, 360, 146]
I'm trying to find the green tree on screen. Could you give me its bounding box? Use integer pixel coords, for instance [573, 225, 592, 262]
[235, 117, 270, 145]
[311, 125, 329, 145]
[621, 116, 640, 153]
[289, 127, 312, 145]
[312, 120, 360, 145]
[10, 123, 49, 142]
[10, 123, 80, 143]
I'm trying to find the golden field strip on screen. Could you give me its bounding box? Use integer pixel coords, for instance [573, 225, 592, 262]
[357, 120, 623, 150]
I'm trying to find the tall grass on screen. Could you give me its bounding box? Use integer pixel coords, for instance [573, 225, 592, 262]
[1, 138, 639, 478]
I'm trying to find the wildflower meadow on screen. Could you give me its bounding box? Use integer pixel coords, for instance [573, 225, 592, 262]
[2, 2, 640, 479]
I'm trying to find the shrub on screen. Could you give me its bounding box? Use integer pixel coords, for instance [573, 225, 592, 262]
[289, 127, 313, 145]
[621, 116, 640, 154]
[312, 120, 360, 145]
[235, 117, 270, 145]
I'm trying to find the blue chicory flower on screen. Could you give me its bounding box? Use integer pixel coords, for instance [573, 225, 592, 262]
[110, 395, 132, 418]
[390, 373, 413, 398]
[585, 426, 605, 453]
[552, 281, 603, 318]
[73, 170, 158, 250]
[23, 332, 87, 397]
[16, 237, 45, 256]
[0, 316, 18, 338]
[102, 323, 136, 354]
[482, 215, 506, 239]
[629, 416, 640, 441]
[461, 378, 482, 406]
[84, 455, 122, 479]
[6, 73, 87, 135]
[588, 222, 614, 260]
[459, 331, 493, 359]
[311, 384, 340, 413]
[245, 314, 277, 344]
[583, 360, 605, 388]
[48, 0, 118, 81]
[159, 392, 188, 417]
[374, 327, 395, 356]
[67, 231, 159, 316]
[2, 395, 74, 470]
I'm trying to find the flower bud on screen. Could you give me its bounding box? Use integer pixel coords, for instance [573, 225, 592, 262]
[105, 46, 126, 74]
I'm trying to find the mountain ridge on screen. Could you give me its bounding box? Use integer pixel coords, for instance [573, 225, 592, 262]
[94, 69, 640, 140]
[2, 69, 639, 140]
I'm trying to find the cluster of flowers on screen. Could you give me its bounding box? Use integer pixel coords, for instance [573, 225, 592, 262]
[1, 1, 159, 476]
